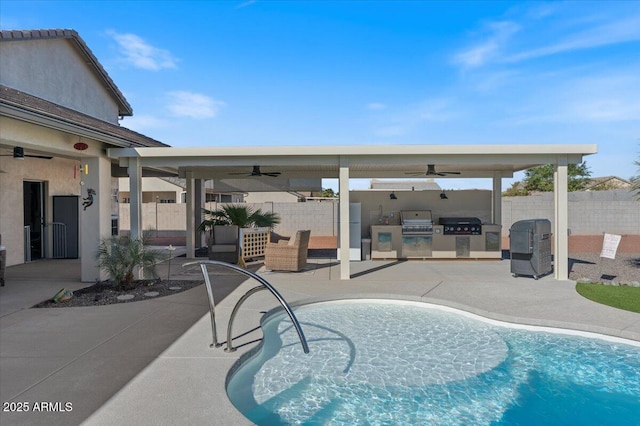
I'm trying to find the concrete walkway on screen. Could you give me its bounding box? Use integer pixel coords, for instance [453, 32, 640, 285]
[1, 256, 639, 425]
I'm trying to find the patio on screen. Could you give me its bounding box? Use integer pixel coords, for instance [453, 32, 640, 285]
[1, 255, 639, 425]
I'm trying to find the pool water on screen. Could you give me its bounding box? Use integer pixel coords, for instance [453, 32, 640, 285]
[226, 300, 640, 425]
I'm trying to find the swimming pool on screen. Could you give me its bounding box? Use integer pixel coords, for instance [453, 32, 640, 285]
[226, 300, 640, 425]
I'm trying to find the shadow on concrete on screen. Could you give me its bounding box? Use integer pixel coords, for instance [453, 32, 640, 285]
[350, 260, 408, 279]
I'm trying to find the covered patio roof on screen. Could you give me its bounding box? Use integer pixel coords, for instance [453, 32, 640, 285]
[108, 144, 596, 179]
[108, 143, 598, 281]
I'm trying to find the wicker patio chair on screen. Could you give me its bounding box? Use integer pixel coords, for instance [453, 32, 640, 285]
[264, 230, 311, 272]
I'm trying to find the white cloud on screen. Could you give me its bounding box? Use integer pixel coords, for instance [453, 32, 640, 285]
[453, 21, 520, 69]
[166, 91, 226, 119]
[507, 15, 640, 63]
[366, 102, 387, 110]
[107, 31, 178, 71]
[119, 114, 167, 132]
[236, 0, 257, 8]
[506, 72, 640, 125]
[453, 5, 640, 71]
[372, 98, 457, 138]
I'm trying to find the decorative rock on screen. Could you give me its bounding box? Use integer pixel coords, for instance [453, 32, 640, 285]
[117, 294, 135, 301]
[577, 278, 591, 284]
[169, 286, 182, 291]
[632, 281, 640, 288]
[144, 291, 160, 297]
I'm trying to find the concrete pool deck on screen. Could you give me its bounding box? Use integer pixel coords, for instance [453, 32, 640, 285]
[1, 256, 639, 425]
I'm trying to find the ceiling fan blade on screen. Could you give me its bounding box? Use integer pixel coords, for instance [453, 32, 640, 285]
[262, 172, 281, 177]
[25, 154, 53, 159]
[441, 171, 461, 175]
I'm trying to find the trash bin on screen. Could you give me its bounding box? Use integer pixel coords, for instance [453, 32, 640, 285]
[361, 238, 371, 260]
[509, 219, 552, 279]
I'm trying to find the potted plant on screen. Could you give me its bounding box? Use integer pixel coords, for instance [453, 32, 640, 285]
[198, 204, 280, 266]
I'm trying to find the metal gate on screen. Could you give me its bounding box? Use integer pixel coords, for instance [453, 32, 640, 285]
[50, 222, 68, 259]
[23, 225, 31, 262]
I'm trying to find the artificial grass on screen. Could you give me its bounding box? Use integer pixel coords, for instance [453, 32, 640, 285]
[576, 282, 640, 314]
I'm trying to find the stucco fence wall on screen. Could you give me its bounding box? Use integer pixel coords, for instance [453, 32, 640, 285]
[118, 201, 339, 248]
[502, 190, 639, 253]
[118, 191, 639, 252]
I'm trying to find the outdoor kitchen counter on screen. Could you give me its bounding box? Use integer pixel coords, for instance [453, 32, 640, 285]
[371, 225, 402, 259]
[432, 224, 502, 259]
[370, 224, 502, 260]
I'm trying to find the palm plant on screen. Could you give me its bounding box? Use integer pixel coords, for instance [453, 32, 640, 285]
[96, 232, 162, 288]
[198, 204, 280, 266]
[198, 204, 280, 241]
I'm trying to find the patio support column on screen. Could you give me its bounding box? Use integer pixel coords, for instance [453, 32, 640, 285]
[339, 157, 350, 280]
[127, 157, 144, 280]
[554, 157, 569, 280]
[80, 156, 112, 282]
[194, 179, 204, 249]
[492, 172, 502, 226]
[185, 172, 195, 258]
[128, 157, 143, 241]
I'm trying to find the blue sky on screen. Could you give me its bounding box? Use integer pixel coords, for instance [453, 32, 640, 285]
[2, 1, 639, 191]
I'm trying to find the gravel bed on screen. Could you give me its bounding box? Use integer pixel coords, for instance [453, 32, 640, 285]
[32, 279, 204, 308]
[569, 253, 640, 285]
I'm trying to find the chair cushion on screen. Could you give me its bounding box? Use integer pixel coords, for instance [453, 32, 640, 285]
[210, 244, 236, 253]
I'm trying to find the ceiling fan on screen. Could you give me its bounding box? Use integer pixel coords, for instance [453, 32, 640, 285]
[0, 146, 53, 160]
[228, 165, 281, 178]
[405, 164, 461, 177]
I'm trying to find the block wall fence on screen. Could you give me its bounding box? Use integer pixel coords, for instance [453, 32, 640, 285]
[119, 190, 639, 251]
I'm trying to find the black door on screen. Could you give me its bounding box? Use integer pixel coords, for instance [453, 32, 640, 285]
[53, 196, 79, 258]
[23, 181, 44, 260]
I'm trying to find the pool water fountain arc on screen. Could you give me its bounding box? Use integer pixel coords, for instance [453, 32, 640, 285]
[181, 260, 309, 354]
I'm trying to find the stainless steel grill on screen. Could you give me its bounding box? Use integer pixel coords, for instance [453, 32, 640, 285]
[401, 210, 433, 235]
[439, 217, 482, 235]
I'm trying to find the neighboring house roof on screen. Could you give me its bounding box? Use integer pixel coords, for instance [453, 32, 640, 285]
[370, 179, 441, 191]
[584, 176, 632, 190]
[0, 85, 167, 147]
[0, 29, 133, 116]
[160, 177, 189, 189]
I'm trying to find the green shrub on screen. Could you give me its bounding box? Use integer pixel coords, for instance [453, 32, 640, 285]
[96, 233, 163, 288]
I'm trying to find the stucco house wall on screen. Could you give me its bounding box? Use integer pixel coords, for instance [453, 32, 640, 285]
[243, 192, 302, 203]
[0, 38, 120, 123]
[1, 29, 166, 280]
[0, 117, 96, 266]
